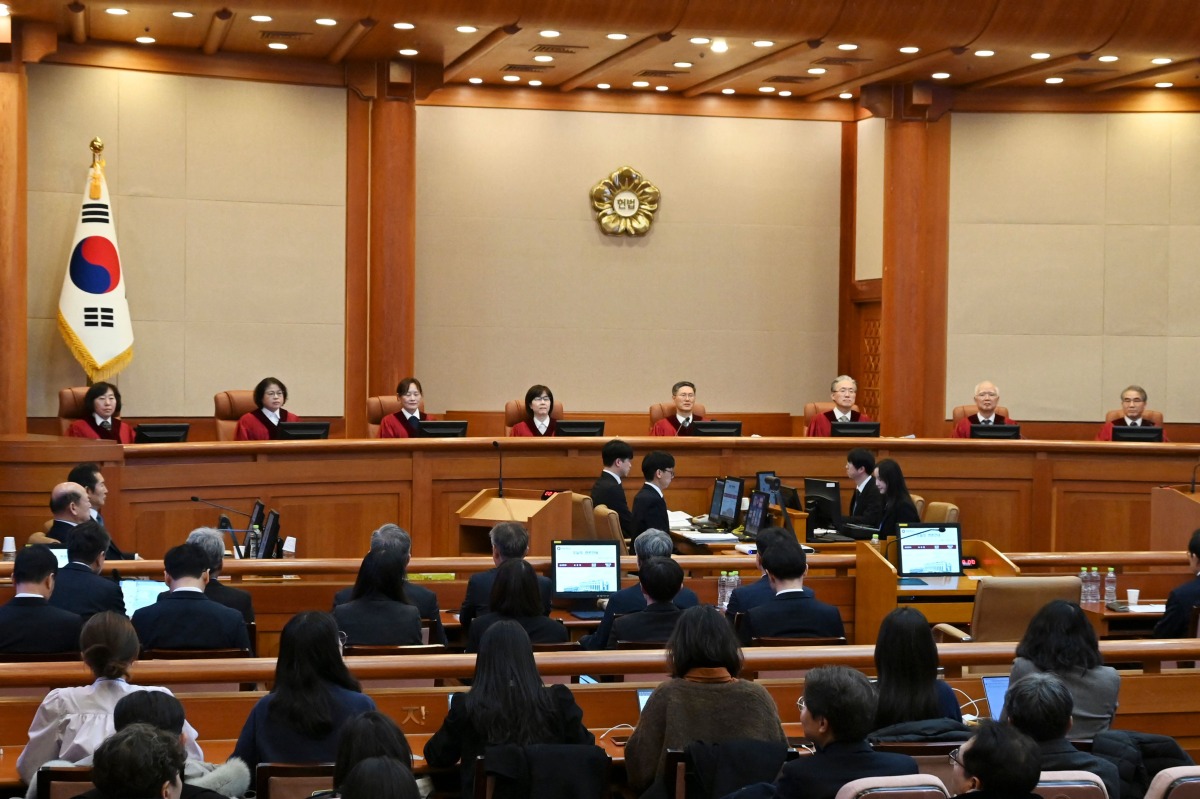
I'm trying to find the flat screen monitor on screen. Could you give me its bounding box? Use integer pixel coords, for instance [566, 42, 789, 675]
[555, 420, 605, 437]
[777, 483, 803, 511]
[248, 500, 266, 534]
[120, 579, 168, 616]
[133, 423, 190, 443]
[551, 539, 621, 600]
[690, 421, 743, 437]
[756, 471, 780, 506]
[48, 547, 68, 568]
[895, 522, 964, 577]
[1111, 425, 1163, 443]
[830, 421, 881, 438]
[804, 477, 843, 530]
[257, 509, 281, 558]
[277, 421, 330, 440]
[714, 477, 744, 529]
[418, 420, 469, 438]
[707, 478, 726, 521]
[743, 491, 769, 538]
[969, 423, 1021, 440]
[637, 687, 654, 714]
[982, 675, 1011, 720]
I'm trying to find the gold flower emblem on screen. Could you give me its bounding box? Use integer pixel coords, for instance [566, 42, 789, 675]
[590, 166, 660, 236]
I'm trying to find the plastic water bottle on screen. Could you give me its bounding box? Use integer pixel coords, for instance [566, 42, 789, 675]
[870, 534, 881, 552]
[1084, 567, 1099, 603]
[244, 524, 261, 559]
[728, 571, 741, 599]
[717, 571, 730, 610]
[1104, 568, 1117, 604]
[1078, 568, 1088, 602]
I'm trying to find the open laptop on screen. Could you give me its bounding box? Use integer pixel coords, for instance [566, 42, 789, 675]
[982, 675, 1010, 720]
[119, 580, 168, 617]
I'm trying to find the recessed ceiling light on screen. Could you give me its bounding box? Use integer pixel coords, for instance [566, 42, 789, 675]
[503, 75, 520, 82]
[1098, 55, 1118, 62]
[839, 92, 854, 99]
[838, 43, 859, 51]
[753, 40, 774, 48]
[632, 80, 649, 88]
[759, 86, 775, 93]
[468, 77, 483, 84]
[932, 72, 951, 79]
[533, 55, 553, 62]
[607, 33, 627, 40]
[136, 35, 155, 43]
[398, 48, 418, 56]
[249, 14, 271, 22]
[655, 85, 668, 91]
[393, 22, 414, 30]
[456, 25, 477, 33]
[268, 42, 287, 50]
[899, 46, 920, 54]
[0, 4, 9, 15]
[721, 88, 735, 94]
[1152, 57, 1173, 65]
[779, 90, 792, 97]
[1156, 82, 1174, 88]
[674, 61, 693, 68]
[1045, 77, 1064, 84]
[690, 37, 710, 45]
[540, 30, 560, 38]
[807, 67, 827, 75]
[1031, 52, 1051, 59]
[597, 83, 610, 90]
[975, 50, 995, 57]
[172, 11, 193, 18]
[105, 7, 128, 15]
[528, 80, 542, 87]
[315, 18, 336, 26]
[711, 38, 728, 53]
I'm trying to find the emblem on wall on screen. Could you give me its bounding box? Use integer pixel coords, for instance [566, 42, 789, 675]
[590, 166, 660, 236]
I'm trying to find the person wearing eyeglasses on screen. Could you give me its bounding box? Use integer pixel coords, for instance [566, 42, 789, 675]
[946, 722, 1042, 799]
[952, 381, 1016, 438]
[379, 377, 433, 439]
[510, 384, 557, 437]
[632, 451, 675, 535]
[1096, 384, 1166, 441]
[807, 376, 873, 437]
[651, 381, 704, 436]
[235, 377, 301, 441]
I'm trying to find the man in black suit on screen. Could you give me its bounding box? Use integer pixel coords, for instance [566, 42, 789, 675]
[738, 540, 845, 644]
[0, 544, 83, 654]
[841, 448, 883, 529]
[632, 450, 674, 535]
[608, 557, 684, 647]
[459, 522, 552, 631]
[950, 723, 1043, 799]
[44, 481, 93, 544]
[1155, 528, 1200, 638]
[726, 527, 795, 620]
[186, 527, 254, 623]
[334, 523, 445, 644]
[581, 528, 700, 650]
[49, 520, 125, 619]
[67, 463, 128, 560]
[132, 543, 250, 651]
[591, 439, 635, 536]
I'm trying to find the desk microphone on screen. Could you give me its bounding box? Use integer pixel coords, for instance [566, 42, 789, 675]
[191, 496, 252, 517]
[492, 440, 504, 498]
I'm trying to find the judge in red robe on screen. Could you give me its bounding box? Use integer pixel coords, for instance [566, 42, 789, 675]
[236, 377, 300, 441]
[1096, 385, 1165, 440]
[951, 380, 1015, 438]
[510, 384, 558, 437]
[380, 377, 435, 438]
[806, 375, 869, 437]
[650, 380, 703, 436]
[66, 382, 136, 444]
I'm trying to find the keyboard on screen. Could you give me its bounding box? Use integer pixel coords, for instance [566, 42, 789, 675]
[570, 610, 606, 620]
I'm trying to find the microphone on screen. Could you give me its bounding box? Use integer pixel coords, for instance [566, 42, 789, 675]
[492, 440, 504, 498]
[191, 496, 251, 518]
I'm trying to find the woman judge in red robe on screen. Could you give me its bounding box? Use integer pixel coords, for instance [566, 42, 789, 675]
[510, 385, 556, 437]
[66, 382, 136, 444]
[379, 377, 433, 438]
[236, 377, 300, 441]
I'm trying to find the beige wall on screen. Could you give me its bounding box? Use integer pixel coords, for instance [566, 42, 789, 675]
[947, 112, 1200, 423]
[25, 64, 347, 418]
[413, 106, 843, 415]
[855, 117, 885, 281]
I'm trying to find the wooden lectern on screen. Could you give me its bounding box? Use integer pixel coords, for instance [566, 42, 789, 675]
[1150, 486, 1200, 552]
[456, 489, 573, 556]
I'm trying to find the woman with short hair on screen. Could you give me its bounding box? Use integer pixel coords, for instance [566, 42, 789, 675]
[235, 376, 300, 441]
[66, 382, 135, 443]
[380, 377, 433, 439]
[510, 384, 557, 437]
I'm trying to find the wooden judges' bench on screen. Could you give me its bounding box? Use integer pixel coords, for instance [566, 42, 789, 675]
[3, 435, 1200, 559]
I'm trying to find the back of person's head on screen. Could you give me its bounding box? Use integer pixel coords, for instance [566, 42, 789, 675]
[272, 611, 361, 738]
[641, 451, 674, 481]
[334, 711, 414, 786]
[639, 557, 683, 604]
[339, 757, 420, 799]
[1015, 599, 1101, 673]
[668, 605, 742, 678]
[601, 439, 634, 467]
[467, 620, 557, 746]
[185, 527, 226, 574]
[81, 611, 140, 680]
[114, 690, 186, 735]
[67, 520, 111, 564]
[754, 527, 794, 554]
[803, 665, 877, 742]
[351, 547, 409, 603]
[873, 607, 942, 729]
[875, 459, 912, 505]
[847, 448, 876, 474]
[489, 522, 529, 560]
[163, 542, 210, 580]
[49, 484, 85, 516]
[369, 523, 412, 559]
[489, 557, 544, 617]
[1189, 529, 1200, 559]
[761, 540, 807, 580]
[67, 463, 102, 492]
[13, 544, 57, 585]
[93, 723, 185, 799]
[1004, 672, 1074, 742]
[633, 529, 673, 565]
[960, 722, 1041, 796]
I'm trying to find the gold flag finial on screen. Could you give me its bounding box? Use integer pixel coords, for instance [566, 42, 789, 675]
[89, 138, 105, 199]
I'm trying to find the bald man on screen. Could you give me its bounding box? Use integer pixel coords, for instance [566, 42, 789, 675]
[952, 381, 1017, 438]
[46, 482, 93, 545]
[806, 376, 872, 437]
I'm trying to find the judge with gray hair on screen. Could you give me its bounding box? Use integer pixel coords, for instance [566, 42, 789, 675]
[186, 527, 255, 624]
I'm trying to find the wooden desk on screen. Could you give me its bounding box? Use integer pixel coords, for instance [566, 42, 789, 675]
[1080, 601, 1166, 638]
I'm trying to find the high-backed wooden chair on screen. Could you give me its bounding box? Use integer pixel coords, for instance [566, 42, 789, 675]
[649, 400, 708, 430]
[951, 404, 1012, 423]
[57, 386, 91, 434]
[366, 395, 428, 437]
[472, 745, 611, 799]
[572, 493, 596, 539]
[1104, 408, 1164, 426]
[933, 576, 1082, 643]
[213, 390, 257, 442]
[594, 504, 630, 555]
[801, 401, 862, 435]
[36, 765, 95, 799]
[834, 774, 951, 799]
[923, 502, 960, 524]
[503, 398, 565, 435]
[665, 741, 794, 799]
[255, 763, 335, 799]
[910, 494, 927, 519]
[1035, 771, 1109, 799]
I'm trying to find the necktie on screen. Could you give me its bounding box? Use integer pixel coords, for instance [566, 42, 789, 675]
[100, 419, 112, 431]
[982, 419, 992, 425]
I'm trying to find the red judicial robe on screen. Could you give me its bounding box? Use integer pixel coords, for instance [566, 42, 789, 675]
[1096, 418, 1166, 441]
[511, 418, 557, 437]
[66, 416, 136, 444]
[951, 413, 1016, 438]
[380, 410, 430, 438]
[235, 408, 299, 441]
[650, 414, 704, 436]
[806, 409, 870, 438]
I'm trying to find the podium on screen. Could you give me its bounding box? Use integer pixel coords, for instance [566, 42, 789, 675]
[1150, 486, 1200, 552]
[455, 489, 573, 556]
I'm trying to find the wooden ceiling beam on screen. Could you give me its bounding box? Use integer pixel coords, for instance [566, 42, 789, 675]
[681, 39, 822, 98]
[67, 2, 86, 45]
[444, 23, 521, 83]
[558, 32, 673, 92]
[959, 53, 1092, 91]
[804, 48, 963, 102]
[327, 17, 374, 65]
[1085, 57, 1200, 92]
[202, 8, 232, 56]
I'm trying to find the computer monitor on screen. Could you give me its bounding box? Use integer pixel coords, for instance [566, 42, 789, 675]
[777, 483, 802, 511]
[1111, 426, 1164, 443]
[713, 477, 744, 529]
[830, 421, 881, 438]
[248, 500, 265, 534]
[555, 420, 605, 437]
[120, 580, 168, 616]
[895, 522, 964, 577]
[969, 424, 1021, 440]
[743, 491, 769, 538]
[276, 421, 330, 440]
[133, 423, 190, 443]
[755, 471, 780, 506]
[982, 675, 1011, 720]
[707, 478, 727, 521]
[551, 539, 621, 600]
[690, 421, 743, 437]
[804, 477, 843, 531]
[418, 420, 469, 438]
[257, 509, 281, 558]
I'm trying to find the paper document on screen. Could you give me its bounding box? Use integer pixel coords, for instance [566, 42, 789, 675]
[1128, 604, 1167, 613]
[668, 510, 694, 528]
[678, 531, 739, 543]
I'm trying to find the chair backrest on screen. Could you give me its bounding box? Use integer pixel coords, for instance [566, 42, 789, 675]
[255, 763, 335, 799]
[872, 742, 964, 796]
[751, 636, 848, 647]
[141, 647, 251, 660]
[366, 394, 427, 437]
[343, 644, 448, 656]
[57, 386, 91, 434]
[504, 398, 566, 433]
[531, 641, 582, 652]
[910, 494, 926, 519]
[969, 577, 1083, 642]
[593, 504, 629, 555]
[835, 774, 950, 799]
[474, 744, 611, 799]
[572, 493, 596, 539]
[36, 765, 94, 799]
[1145, 766, 1200, 799]
[665, 740, 793, 799]
[213, 390, 257, 441]
[1104, 408, 1165, 426]
[923, 502, 960, 524]
[802, 401, 863, 433]
[0, 650, 81, 663]
[649, 401, 708, 426]
[1036, 770, 1109, 799]
[951, 404, 1012, 422]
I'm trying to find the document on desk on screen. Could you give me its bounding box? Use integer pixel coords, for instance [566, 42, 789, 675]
[1128, 604, 1167, 613]
[668, 510, 695, 529]
[678, 531, 740, 544]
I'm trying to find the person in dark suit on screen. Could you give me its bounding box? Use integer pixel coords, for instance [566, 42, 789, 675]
[590, 439, 635, 536]
[1155, 528, 1200, 638]
[609, 557, 684, 647]
[739, 541, 845, 644]
[948, 723, 1044, 799]
[186, 527, 254, 624]
[132, 543, 251, 651]
[632, 450, 674, 535]
[459, 522, 552, 631]
[467, 558, 568, 652]
[726, 527, 796, 619]
[842, 448, 883, 529]
[333, 547, 423, 646]
[581, 528, 700, 650]
[43, 481, 93, 545]
[0, 544, 83, 654]
[875, 459, 922, 538]
[67, 463, 128, 560]
[48, 520, 125, 619]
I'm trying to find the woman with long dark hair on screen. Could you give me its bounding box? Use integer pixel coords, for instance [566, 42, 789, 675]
[424, 620, 593, 794]
[333, 548, 422, 646]
[873, 607, 962, 730]
[66, 382, 135, 443]
[874, 458, 921, 538]
[466, 559, 568, 652]
[510, 384, 557, 437]
[1010, 600, 1119, 737]
[235, 376, 301, 441]
[232, 611, 375, 780]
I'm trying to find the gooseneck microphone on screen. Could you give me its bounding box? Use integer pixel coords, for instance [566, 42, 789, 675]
[191, 496, 251, 517]
[492, 440, 504, 498]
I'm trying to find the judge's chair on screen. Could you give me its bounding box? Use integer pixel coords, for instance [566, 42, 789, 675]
[649, 400, 708, 432]
[923, 502, 960, 524]
[933, 576, 1082, 644]
[366, 395, 427, 438]
[57, 386, 91, 434]
[594, 504, 630, 555]
[950, 404, 1012, 424]
[910, 494, 927, 519]
[503, 398, 565, 435]
[213, 390, 257, 441]
[1104, 408, 1164, 426]
[801, 401, 862, 434]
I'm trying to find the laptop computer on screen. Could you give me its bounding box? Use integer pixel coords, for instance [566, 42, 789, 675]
[982, 675, 1010, 720]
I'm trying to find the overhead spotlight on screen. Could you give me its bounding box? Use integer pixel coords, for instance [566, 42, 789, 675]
[528, 80, 542, 86]
[807, 67, 826, 74]
[932, 72, 951, 79]
[0, 4, 9, 15]
[758, 86, 775, 92]
[711, 38, 728, 53]
[468, 77, 483, 84]
[674, 61, 693, 68]
[540, 30, 560, 37]
[105, 7, 129, 14]
[838, 43, 858, 51]
[398, 48, 418, 56]
[607, 33, 627, 40]
[632, 80, 649, 87]
[456, 25, 477, 33]
[975, 50, 995, 57]
[393, 22, 414, 30]
[1098, 55, 1118, 62]
[753, 40, 774, 48]
[1031, 52, 1051, 59]
[1155, 82, 1174, 88]
[721, 88, 735, 94]
[502, 75, 520, 82]
[839, 92, 854, 99]
[172, 11, 194, 18]
[655, 85, 668, 91]
[899, 46, 920, 54]
[534, 55, 553, 62]
[315, 18, 336, 26]
[1045, 77, 1064, 84]
[690, 37, 711, 45]
[779, 90, 792, 97]
[1151, 57, 1173, 65]
[597, 83, 610, 89]
[249, 14, 271, 22]
[136, 35, 155, 43]
[268, 42, 287, 49]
